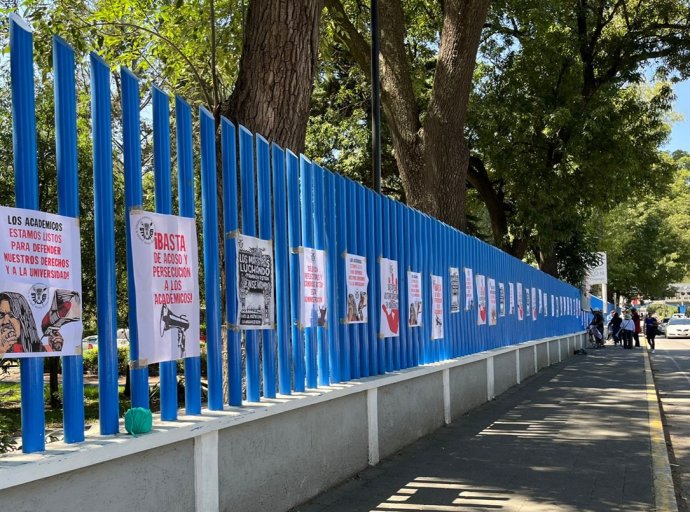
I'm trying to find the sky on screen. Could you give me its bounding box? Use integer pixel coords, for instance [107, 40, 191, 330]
[665, 80, 690, 153]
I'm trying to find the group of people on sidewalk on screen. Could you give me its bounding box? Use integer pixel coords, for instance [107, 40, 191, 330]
[590, 307, 658, 352]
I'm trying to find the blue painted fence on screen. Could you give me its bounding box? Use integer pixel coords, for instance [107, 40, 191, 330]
[5, 14, 587, 453]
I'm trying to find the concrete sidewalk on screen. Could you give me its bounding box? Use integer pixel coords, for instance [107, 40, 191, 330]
[294, 345, 669, 512]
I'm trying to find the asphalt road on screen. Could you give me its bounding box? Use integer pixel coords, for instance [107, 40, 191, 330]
[649, 336, 690, 512]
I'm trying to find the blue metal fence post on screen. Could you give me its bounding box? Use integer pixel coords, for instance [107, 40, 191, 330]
[312, 164, 329, 386]
[374, 193, 385, 373]
[221, 118, 242, 406]
[325, 170, 340, 383]
[336, 175, 350, 381]
[356, 185, 369, 377]
[90, 53, 119, 434]
[271, 143, 292, 395]
[199, 107, 223, 410]
[53, 35, 84, 443]
[366, 189, 378, 375]
[175, 96, 201, 414]
[120, 68, 149, 411]
[396, 202, 408, 368]
[152, 87, 178, 421]
[286, 150, 305, 391]
[256, 135, 276, 398]
[10, 15, 45, 452]
[346, 180, 360, 379]
[239, 126, 260, 402]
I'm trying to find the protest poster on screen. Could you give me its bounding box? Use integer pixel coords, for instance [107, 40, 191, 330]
[499, 282, 506, 317]
[531, 287, 537, 320]
[0, 206, 83, 358]
[380, 258, 399, 337]
[538, 289, 542, 313]
[476, 274, 487, 325]
[464, 267, 474, 310]
[509, 282, 515, 315]
[300, 247, 328, 328]
[525, 287, 531, 321]
[345, 253, 368, 324]
[544, 291, 549, 317]
[235, 234, 274, 329]
[407, 271, 422, 328]
[551, 294, 555, 317]
[487, 278, 497, 326]
[431, 274, 444, 339]
[517, 283, 524, 320]
[130, 211, 200, 364]
[449, 267, 460, 314]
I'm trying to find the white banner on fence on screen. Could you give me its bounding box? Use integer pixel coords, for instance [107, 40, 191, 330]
[235, 234, 274, 330]
[300, 247, 328, 328]
[464, 267, 474, 310]
[525, 287, 531, 321]
[499, 282, 506, 317]
[345, 253, 368, 324]
[531, 287, 537, 320]
[538, 289, 542, 313]
[476, 274, 487, 325]
[449, 267, 460, 314]
[517, 283, 524, 321]
[0, 206, 83, 358]
[130, 211, 200, 364]
[407, 270, 422, 328]
[543, 291, 548, 317]
[488, 278, 497, 326]
[551, 294, 555, 317]
[380, 258, 399, 338]
[431, 274, 444, 339]
[509, 282, 515, 315]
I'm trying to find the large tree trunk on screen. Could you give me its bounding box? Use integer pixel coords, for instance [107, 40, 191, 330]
[222, 0, 324, 153]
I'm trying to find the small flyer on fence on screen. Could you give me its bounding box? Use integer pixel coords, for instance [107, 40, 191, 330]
[0, 206, 83, 358]
[487, 278, 497, 326]
[551, 294, 555, 317]
[544, 291, 549, 317]
[476, 274, 486, 325]
[130, 211, 200, 365]
[509, 282, 515, 315]
[380, 258, 399, 337]
[345, 253, 368, 324]
[407, 270, 422, 328]
[525, 287, 531, 321]
[531, 287, 537, 320]
[235, 233, 274, 330]
[538, 288, 542, 313]
[431, 274, 444, 339]
[499, 282, 506, 317]
[300, 247, 328, 328]
[464, 267, 474, 310]
[449, 267, 460, 313]
[517, 283, 524, 320]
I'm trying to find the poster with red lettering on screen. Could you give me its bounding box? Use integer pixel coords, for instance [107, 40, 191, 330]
[345, 253, 368, 324]
[130, 211, 200, 365]
[379, 258, 399, 338]
[0, 206, 82, 358]
[476, 274, 486, 325]
[407, 271, 422, 328]
[431, 274, 444, 339]
[300, 247, 328, 328]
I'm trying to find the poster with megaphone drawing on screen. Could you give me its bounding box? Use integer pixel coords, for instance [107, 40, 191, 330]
[0, 206, 82, 358]
[235, 234, 274, 329]
[380, 258, 399, 337]
[130, 211, 200, 365]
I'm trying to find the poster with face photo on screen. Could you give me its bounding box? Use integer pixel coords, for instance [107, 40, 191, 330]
[0, 206, 83, 358]
[345, 253, 368, 324]
[517, 283, 524, 321]
[476, 274, 487, 325]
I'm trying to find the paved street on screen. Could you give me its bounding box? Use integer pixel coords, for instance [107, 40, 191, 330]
[294, 345, 658, 512]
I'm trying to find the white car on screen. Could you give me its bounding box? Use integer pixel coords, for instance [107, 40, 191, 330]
[665, 318, 690, 338]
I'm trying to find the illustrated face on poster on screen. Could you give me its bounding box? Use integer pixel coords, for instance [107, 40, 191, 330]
[346, 254, 369, 324]
[0, 206, 83, 358]
[476, 274, 486, 325]
[464, 267, 474, 310]
[509, 282, 515, 315]
[130, 211, 200, 365]
[449, 267, 460, 314]
[499, 283, 506, 317]
[531, 287, 537, 320]
[517, 283, 524, 321]
[407, 271, 422, 328]
[380, 258, 399, 337]
[431, 274, 444, 339]
[487, 278, 497, 326]
[235, 234, 274, 330]
[300, 247, 328, 328]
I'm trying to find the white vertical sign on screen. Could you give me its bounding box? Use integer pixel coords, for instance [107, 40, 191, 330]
[300, 247, 328, 328]
[431, 274, 444, 339]
[476, 274, 487, 325]
[407, 271, 422, 328]
[449, 267, 460, 314]
[380, 258, 399, 338]
[487, 278, 497, 326]
[509, 282, 515, 315]
[464, 267, 474, 310]
[235, 234, 274, 330]
[345, 253, 368, 324]
[517, 283, 524, 321]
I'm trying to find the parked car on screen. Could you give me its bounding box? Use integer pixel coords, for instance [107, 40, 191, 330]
[657, 318, 670, 336]
[81, 332, 129, 351]
[82, 335, 98, 351]
[672, 313, 686, 319]
[665, 317, 690, 339]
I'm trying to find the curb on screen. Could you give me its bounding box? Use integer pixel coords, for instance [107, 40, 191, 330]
[643, 344, 678, 512]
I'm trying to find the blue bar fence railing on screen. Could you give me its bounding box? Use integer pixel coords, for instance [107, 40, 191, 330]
[4, 15, 589, 453]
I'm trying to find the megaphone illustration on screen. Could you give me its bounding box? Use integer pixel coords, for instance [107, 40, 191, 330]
[159, 304, 190, 357]
[41, 290, 81, 351]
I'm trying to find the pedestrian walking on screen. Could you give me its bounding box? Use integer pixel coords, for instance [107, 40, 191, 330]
[644, 315, 658, 353]
[608, 311, 622, 344]
[621, 312, 635, 349]
[631, 308, 641, 347]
